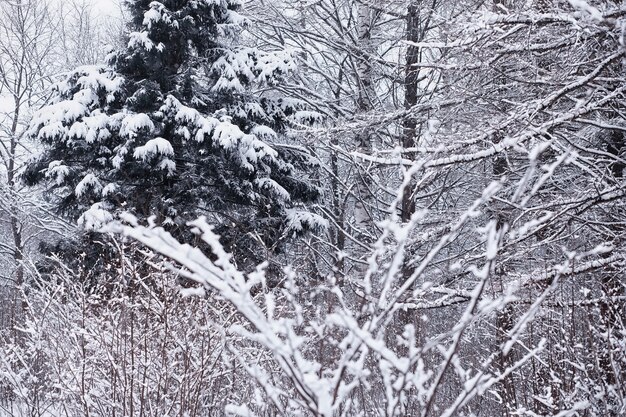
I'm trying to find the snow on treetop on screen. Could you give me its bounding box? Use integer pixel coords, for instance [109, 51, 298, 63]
[211, 48, 297, 93]
[143, 2, 175, 29]
[102, 183, 118, 197]
[194, 118, 220, 142]
[32, 101, 87, 135]
[285, 210, 328, 235]
[254, 177, 291, 202]
[67, 119, 88, 138]
[158, 158, 176, 175]
[167, 97, 202, 124]
[78, 202, 114, 231]
[133, 137, 175, 161]
[161, 96, 219, 142]
[215, 124, 279, 171]
[75, 173, 103, 198]
[46, 66, 120, 99]
[67, 113, 110, 143]
[128, 30, 164, 52]
[36, 122, 68, 142]
[235, 102, 266, 120]
[250, 125, 277, 140]
[143, 7, 161, 29]
[161, 95, 279, 170]
[111, 145, 128, 169]
[119, 113, 155, 139]
[29, 66, 122, 142]
[256, 50, 297, 84]
[27, 0, 320, 246]
[72, 66, 122, 97]
[45, 161, 70, 186]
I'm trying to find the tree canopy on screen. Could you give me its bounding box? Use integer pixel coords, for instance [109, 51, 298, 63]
[26, 0, 321, 265]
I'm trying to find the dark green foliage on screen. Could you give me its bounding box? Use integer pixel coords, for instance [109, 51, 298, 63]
[27, 0, 322, 270]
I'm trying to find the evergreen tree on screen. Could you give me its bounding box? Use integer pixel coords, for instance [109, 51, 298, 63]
[26, 0, 322, 268]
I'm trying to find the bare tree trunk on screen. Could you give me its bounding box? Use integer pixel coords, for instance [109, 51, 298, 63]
[7, 94, 26, 334]
[353, 2, 376, 243]
[331, 69, 346, 285]
[401, 0, 420, 224]
[398, 0, 423, 344]
[8, 98, 24, 289]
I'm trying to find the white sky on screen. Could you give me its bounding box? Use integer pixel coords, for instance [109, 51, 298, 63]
[87, 0, 123, 18]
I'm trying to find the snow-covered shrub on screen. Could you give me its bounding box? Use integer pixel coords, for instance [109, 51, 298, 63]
[0, 241, 260, 417]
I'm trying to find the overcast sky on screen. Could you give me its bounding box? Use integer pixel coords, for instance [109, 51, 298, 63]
[88, 0, 123, 18]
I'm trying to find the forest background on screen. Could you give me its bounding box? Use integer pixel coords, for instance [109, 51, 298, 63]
[0, 0, 624, 416]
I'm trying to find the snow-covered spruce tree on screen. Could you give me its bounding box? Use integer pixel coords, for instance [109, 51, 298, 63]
[25, 0, 320, 271]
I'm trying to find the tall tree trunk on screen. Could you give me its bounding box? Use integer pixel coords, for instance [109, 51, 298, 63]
[332, 67, 346, 285]
[398, 0, 424, 347]
[353, 2, 376, 244]
[8, 96, 26, 331]
[401, 0, 420, 224]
